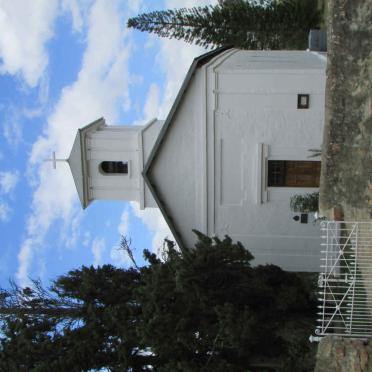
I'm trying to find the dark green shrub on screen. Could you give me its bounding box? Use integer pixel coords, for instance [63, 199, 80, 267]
[290, 192, 319, 212]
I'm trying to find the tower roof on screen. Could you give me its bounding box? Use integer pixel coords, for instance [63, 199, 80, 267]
[68, 117, 106, 209]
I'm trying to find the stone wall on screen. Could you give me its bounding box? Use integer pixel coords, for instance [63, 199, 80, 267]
[315, 337, 372, 372]
[319, 0, 372, 221]
[317, 0, 372, 369]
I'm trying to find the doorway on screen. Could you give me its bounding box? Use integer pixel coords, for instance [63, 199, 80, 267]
[268, 160, 320, 187]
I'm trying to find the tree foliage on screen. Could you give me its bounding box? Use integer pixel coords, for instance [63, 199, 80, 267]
[0, 232, 317, 371]
[127, 0, 321, 50]
[0, 267, 146, 371]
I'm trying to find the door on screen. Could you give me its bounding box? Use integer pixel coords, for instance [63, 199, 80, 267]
[268, 160, 320, 187]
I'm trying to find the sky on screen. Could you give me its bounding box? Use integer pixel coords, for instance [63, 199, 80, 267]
[0, 0, 216, 288]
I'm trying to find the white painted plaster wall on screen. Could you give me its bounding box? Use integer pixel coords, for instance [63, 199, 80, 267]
[207, 50, 326, 271]
[149, 67, 206, 245]
[82, 118, 163, 208]
[86, 126, 144, 203]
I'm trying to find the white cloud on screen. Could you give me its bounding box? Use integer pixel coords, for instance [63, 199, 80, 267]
[0, 170, 18, 223]
[118, 209, 129, 236]
[110, 231, 138, 267]
[3, 118, 22, 148]
[17, 0, 136, 286]
[144, 34, 157, 50]
[17, 238, 35, 286]
[111, 207, 132, 267]
[126, 0, 143, 14]
[22, 56, 51, 120]
[61, 0, 92, 33]
[0, 0, 58, 87]
[149, 0, 217, 118]
[91, 237, 105, 267]
[61, 210, 84, 249]
[156, 39, 211, 118]
[143, 83, 160, 120]
[2, 106, 23, 148]
[130, 201, 173, 255]
[83, 231, 91, 246]
[110, 244, 132, 266]
[0, 202, 10, 222]
[0, 170, 19, 194]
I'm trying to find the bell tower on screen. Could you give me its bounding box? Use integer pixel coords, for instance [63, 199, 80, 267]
[66, 117, 161, 209]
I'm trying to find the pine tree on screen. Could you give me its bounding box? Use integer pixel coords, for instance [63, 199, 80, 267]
[127, 0, 321, 50]
[0, 266, 152, 371]
[0, 233, 317, 371]
[137, 231, 317, 371]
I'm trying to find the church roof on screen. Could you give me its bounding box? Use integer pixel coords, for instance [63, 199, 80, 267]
[68, 117, 106, 209]
[143, 46, 232, 248]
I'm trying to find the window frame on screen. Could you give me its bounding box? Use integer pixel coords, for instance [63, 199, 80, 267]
[267, 160, 320, 188]
[99, 161, 129, 175]
[297, 94, 310, 109]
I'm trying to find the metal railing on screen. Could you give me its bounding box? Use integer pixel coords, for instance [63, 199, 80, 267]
[314, 221, 372, 339]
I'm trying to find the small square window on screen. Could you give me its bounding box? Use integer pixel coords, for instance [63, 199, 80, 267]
[297, 94, 310, 109]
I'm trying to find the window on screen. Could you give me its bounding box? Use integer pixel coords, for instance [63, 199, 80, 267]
[297, 94, 310, 109]
[268, 160, 286, 186]
[268, 160, 320, 187]
[100, 161, 128, 174]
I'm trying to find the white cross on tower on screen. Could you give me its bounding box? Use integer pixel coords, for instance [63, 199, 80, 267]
[46, 152, 68, 169]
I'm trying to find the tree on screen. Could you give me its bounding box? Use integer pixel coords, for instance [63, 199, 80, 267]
[137, 232, 317, 371]
[127, 0, 321, 50]
[0, 266, 151, 371]
[0, 232, 317, 371]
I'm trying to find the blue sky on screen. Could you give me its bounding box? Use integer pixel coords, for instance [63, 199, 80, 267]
[0, 0, 215, 288]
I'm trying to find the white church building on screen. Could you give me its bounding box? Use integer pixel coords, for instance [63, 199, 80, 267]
[67, 48, 326, 272]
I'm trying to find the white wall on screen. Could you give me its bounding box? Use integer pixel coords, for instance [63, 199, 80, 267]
[148, 65, 207, 245]
[207, 50, 326, 271]
[86, 126, 143, 203]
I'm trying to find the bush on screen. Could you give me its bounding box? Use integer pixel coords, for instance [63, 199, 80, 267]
[290, 192, 319, 213]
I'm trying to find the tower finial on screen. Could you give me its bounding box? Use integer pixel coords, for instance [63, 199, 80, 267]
[46, 152, 68, 169]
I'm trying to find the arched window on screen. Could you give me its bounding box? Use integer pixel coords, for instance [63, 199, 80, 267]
[100, 161, 128, 174]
